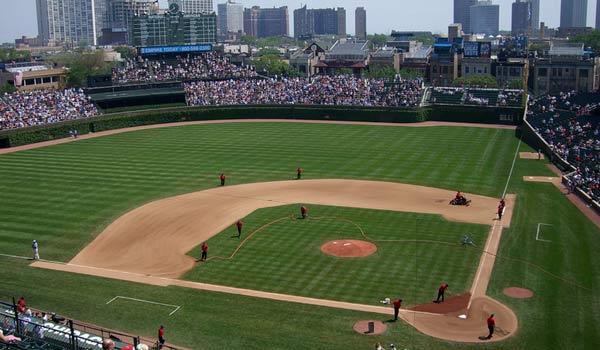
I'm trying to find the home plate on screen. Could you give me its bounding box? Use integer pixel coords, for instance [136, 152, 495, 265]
[458, 314, 467, 319]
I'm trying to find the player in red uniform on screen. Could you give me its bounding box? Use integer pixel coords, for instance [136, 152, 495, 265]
[158, 325, 165, 348]
[300, 205, 307, 219]
[220, 173, 226, 186]
[436, 283, 449, 303]
[486, 314, 495, 339]
[297, 167, 302, 179]
[201, 242, 208, 261]
[236, 220, 243, 238]
[497, 204, 503, 220]
[392, 298, 403, 321]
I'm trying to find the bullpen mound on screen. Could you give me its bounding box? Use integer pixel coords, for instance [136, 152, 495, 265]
[320, 240, 377, 258]
[503, 287, 533, 299]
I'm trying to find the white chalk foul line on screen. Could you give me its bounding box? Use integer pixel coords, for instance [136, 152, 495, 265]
[536, 223, 553, 242]
[106, 296, 181, 316]
[503, 138, 522, 198]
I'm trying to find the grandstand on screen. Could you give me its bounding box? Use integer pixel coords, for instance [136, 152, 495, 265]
[427, 87, 524, 108]
[524, 90, 600, 211]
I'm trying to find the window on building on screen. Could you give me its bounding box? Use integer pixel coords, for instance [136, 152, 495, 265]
[25, 79, 34, 85]
[579, 69, 589, 78]
[465, 66, 470, 74]
[43, 77, 51, 84]
[538, 68, 547, 77]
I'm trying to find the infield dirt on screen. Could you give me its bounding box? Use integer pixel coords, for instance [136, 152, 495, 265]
[34, 179, 517, 343]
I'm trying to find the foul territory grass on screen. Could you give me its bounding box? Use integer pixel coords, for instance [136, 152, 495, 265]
[184, 205, 489, 305]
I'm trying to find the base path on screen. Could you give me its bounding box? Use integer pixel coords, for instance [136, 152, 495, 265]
[68, 179, 508, 278]
[33, 179, 517, 343]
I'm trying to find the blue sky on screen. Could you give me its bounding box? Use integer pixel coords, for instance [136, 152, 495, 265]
[0, 0, 585, 43]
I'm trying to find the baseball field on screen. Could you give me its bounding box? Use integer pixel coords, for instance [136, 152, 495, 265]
[0, 120, 598, 349]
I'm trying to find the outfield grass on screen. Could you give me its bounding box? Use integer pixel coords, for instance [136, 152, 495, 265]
[184, 205, 489, 305]
[0, 122, 597, 350]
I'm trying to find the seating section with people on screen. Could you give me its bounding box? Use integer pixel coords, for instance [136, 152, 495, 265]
[527, 90, 600, 203]
[0, 89, 99, 131]
[428, 87, 523, 107]
[184, 76, 424, 108]
[112, 53, 257, 84]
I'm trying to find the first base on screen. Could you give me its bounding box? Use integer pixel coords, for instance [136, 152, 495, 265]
[458, 314, 467, 319]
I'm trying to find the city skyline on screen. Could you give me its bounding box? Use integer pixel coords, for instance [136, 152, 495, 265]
[0, 0, 591, 44]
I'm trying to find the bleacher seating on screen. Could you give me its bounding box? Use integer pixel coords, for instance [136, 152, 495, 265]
[428, 87, 523, 107]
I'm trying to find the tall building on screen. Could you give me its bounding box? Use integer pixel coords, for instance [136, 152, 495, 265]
[597, 0, 600, 29]
[560, 0, 588, 28]
[131, 5, 216, 46]
[529, 0, 540, 29]
[355, 7, 366, 39]
[217, 0, 243, 35]
[36, 0, 98, 46]
[512, 0, 533, 35]
[102, 0, 158, 44]
[293, 7, 346, 38]
[168, 0, 213, 14]
[244, 6, 288, 38]
[470, 1, 500, 35]
[454, 0, 478, 33]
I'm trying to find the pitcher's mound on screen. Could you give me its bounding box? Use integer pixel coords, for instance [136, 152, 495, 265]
[353, 320, 387, 335]
[503, 287, 533, 299]
[320, 240, 377, 257]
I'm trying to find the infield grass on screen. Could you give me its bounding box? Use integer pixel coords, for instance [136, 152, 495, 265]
[184, 205, 489, 305]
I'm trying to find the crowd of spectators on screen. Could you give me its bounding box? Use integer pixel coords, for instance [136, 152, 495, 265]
[528, 91, 600, 202]
[112, 53, 257, 84]
[429, 87, 523, 107]
[185, 76, 423, 107]
[0, 89, 99, 130]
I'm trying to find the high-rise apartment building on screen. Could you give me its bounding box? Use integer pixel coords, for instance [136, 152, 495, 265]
[454, 0, 478, 33]
[355, 7, 366, 39]
[217, 1, 244, 34]
[244, 6, 288, 38]
[512, 0, 533, 35]
[470, 1, 500, 35]
[293, 6, 346, 38]
[168, 0, 213, 15]
[560, 0, 588, 28]
[596, 0, 600, 29]
[529, 0, 540, 29]
[36, 0, 98, 46]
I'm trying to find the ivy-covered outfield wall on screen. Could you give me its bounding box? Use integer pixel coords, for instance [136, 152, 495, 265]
[0, 104, 522, 148]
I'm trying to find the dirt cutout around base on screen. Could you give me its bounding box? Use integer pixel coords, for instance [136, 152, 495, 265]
[320, 240, 377, 257]
[503, 287, 533, 299]
[519, 152, 544, 160]
[353, 320, 387, 335]
[408, 293, 470, 314]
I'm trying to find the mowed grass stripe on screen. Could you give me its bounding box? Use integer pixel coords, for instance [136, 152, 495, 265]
[185, 204, 487, 305]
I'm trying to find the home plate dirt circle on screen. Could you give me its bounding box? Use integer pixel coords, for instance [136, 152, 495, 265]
[320, 240, 377, 257]
[503, 287, 534, 299]
[353, 320, 387, 335]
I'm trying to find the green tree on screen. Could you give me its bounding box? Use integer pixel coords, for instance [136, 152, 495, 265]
[365, 66, 396, 80]
[0, 48, 31, 63]
[256, 48, 281, 57]
[398, 69, 424, 80]
[570, 30, 600, 55]
[452, 74, 499, 88]
[253, 54, 301, 77]
[367, 34, 388, 49]
[114, 46, 137, 60]
[46, 49, 114, 88]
